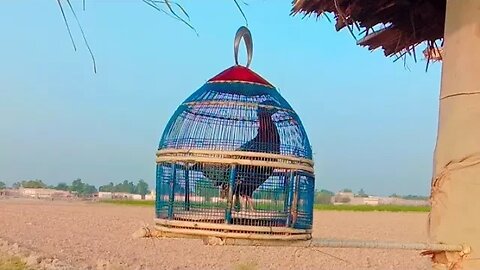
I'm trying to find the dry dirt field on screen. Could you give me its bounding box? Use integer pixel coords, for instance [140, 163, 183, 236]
[0, 198, 431, 270]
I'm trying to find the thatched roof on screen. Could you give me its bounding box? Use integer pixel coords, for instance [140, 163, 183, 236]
[292, 0, 445, 59]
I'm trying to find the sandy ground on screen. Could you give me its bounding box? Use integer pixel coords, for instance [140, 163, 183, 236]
[0, 198, 431, 270]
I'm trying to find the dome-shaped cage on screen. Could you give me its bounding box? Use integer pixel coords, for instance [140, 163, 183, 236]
[155, 27, 314, 241]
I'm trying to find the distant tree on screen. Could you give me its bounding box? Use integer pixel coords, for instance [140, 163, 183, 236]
[314, 190, 333, 204]
[20, 180, 47, 189]
[69, 179, 83, 193]
[99, 182, 115, 192]
[12, 182, 21, 189]
[270, 186, 285, 201]
[341, 188, 352, 193]
[389, 193, 400, 198]
[319, 189, 334, 196]
[356, 188, 368, 198]
[402, 194, 429, 201]
[134, 180, 150, 199]
[82, 184, 97, 196]
[114, 180, 135, 193]
[195, 177, 218, 201]
[335, 196, 351, 203]
[0, 181, 6, 189]
[54, 182, 69, 191]
[99, 180, 151, 196]
[69, 178, 97, 196]
[253, 189, 275, 200]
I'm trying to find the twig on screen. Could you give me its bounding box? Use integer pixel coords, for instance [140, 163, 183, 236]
[233, 0, 248, 27]
[293, 246, 351, 266]
[333, 0, 357, 41]
[412, 45, 417, 63]
[65, 0, 97, 73]
[143, 0, 198, 36]
[56, 0, 77, 51]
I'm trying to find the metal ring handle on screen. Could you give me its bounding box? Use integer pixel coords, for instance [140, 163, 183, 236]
[234, 26, 253, 68]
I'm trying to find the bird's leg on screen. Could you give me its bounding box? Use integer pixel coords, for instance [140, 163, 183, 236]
[232, 193, 237, 210]
[234, 193, 241, 211]
[240, 195, 247, 211]
[233, 194, 236, 211]
[246, 196, 254, 211]
[220, 184, 228, 199]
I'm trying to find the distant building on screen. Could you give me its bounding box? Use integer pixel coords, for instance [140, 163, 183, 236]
[145, 190, 155, 201]
[362, 197, 380, 206]
[19, 188, 72, 199]
[1, 189, 21, 197]
[97, 191, 155, 201]
[331, 191, 429, 206]
[131, 194, 142, 200]
[111, 192, 136, 200]
[381, 197, 429, 206]
[332, 191, 355, 205]
[97, 192, 113, 199]
[160, 195, 205, 202]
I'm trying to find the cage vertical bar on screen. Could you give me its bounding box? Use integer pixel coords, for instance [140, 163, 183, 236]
[225, 164, 237, 224]
[286, 170, 295, 227]
[168, 162, 177, 219]
[184, 166, 190, 211]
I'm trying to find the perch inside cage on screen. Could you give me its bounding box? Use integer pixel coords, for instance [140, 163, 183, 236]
[155, 27, 315, 241]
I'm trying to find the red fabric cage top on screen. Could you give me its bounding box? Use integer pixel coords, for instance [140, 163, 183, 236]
[208, 65, 273, 87]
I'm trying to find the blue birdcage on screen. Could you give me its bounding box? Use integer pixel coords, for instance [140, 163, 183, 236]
[155, 27, 314, 241]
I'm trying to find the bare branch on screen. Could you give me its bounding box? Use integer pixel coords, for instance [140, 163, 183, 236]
[233, 0, 248, 27]
[143, 0, 198, 36]
[66, 0, 97, 73]
[56, 0, 77, 51]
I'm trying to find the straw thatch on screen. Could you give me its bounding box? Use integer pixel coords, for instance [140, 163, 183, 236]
[291, 0, 445, 59]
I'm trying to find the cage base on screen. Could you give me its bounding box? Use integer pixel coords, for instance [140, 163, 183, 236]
[157, 209, 289, 226]
[154, 218, 311, 241]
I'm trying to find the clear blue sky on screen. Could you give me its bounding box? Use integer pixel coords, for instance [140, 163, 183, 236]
[0, 1, 441, 196]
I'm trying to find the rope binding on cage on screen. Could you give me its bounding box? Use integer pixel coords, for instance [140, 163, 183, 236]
[234, 26, 253, 68]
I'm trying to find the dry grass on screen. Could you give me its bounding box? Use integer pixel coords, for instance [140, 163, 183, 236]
[234, 262, 258, 270]
[99, 199, 430, 212]
[314, 204, 430, 212]
[100, 199, 155, 207]
[292, 0, 445, 66]
[0, 254, 28, 270]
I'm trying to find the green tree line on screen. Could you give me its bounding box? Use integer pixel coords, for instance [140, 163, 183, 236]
[1, 179, 427, 202]
[17, 179, 97, 196]
[98, 180, 150, 198]
[2, 179, 150, 198]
